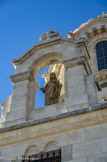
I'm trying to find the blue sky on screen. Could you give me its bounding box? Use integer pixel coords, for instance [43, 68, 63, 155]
[0, 0, 107, 117]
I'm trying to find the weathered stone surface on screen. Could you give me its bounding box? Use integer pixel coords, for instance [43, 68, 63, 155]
[2, 118, 26, 128]
[67, 65, 84, 76]
[5, 109, 26, 122]
[10, 80, 29, 111]
[85, 124, 107, 141]
[65, 65, 89, 109]
[88, 153, 107, 162]
[66, 94, 89, 108]
[72, 139, 102, 159]
[10, 70, 34, 83]
[65, 129, 85, 145]
[0, 96, 11, 126]
[86, 76, 98, 105]
[101, 137, 107, 153]
[0, 102, 107, 132]
[68, 74, 85, 88]
[68, 84, 86, 95]
[70, 158, 87, 162]
[29, 102, 65, 120]
[61, 145, 72, 162]
[63, 56, 91, 75]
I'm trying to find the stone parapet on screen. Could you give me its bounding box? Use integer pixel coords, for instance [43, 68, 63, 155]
[0, 102, 107, 132]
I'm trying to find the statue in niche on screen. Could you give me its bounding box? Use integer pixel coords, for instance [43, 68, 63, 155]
[40, 72, 62, 106]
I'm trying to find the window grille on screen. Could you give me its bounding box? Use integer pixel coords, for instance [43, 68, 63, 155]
[22, 149, 61, 162]
[96, 41, 107, 71]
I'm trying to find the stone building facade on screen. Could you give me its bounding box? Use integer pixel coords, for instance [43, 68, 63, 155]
[0, 14, 107, 162]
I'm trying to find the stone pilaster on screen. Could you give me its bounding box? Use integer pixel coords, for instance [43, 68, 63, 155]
[63, 56, 98, 111]
[2, 70, 35, 127]
[61, 145, 72, 162]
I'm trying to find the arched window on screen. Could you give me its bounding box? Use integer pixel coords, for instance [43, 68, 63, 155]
[35, 66, 49, 109]
[96, 41, 107, 71]
[22, 149, 61, 162]
[34, 63, 65, 109]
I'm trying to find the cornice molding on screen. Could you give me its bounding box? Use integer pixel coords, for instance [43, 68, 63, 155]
[0, 102, 107, 147]
[10, 71, 34, 83]
[94, 69, 107, 84]
[85, 28, 107, 43]
[63, 56, 92, 75]
[73, 17, 107, 39]
[76, 41, 90, 59]
[12, 37, 76, 66]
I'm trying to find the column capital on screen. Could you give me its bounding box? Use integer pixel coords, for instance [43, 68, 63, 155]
[10, 70, 34, 83]
[63, 56, 92, 75]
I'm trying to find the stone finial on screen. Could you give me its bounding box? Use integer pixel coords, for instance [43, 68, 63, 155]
[39, 30, 60, 41]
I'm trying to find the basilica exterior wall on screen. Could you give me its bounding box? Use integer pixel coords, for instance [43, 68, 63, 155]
[0, 103, 107, 162]
[0, 15, 107, 162]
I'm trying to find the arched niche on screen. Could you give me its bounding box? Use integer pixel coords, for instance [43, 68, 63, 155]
[44, 141, 59, 152]
[31, 52, 64, 80]
[24, 145, 39, 156]
[28, 52, 65, 111]
[22, 142, 60, 162]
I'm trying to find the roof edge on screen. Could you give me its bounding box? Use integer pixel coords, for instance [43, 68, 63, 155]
[12, 36, 77, 66]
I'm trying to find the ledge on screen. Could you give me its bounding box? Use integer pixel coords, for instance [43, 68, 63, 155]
[63, 55, 92, 75]
[0, 102, 107, 133]
[10, 70, 34, 83]
[94, 69, 107, 84]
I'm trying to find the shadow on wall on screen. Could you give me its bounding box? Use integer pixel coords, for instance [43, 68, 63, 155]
[35, 66, 49, 109]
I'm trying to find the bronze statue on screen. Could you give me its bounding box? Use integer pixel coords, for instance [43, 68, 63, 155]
[40, 72, 62, 106]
